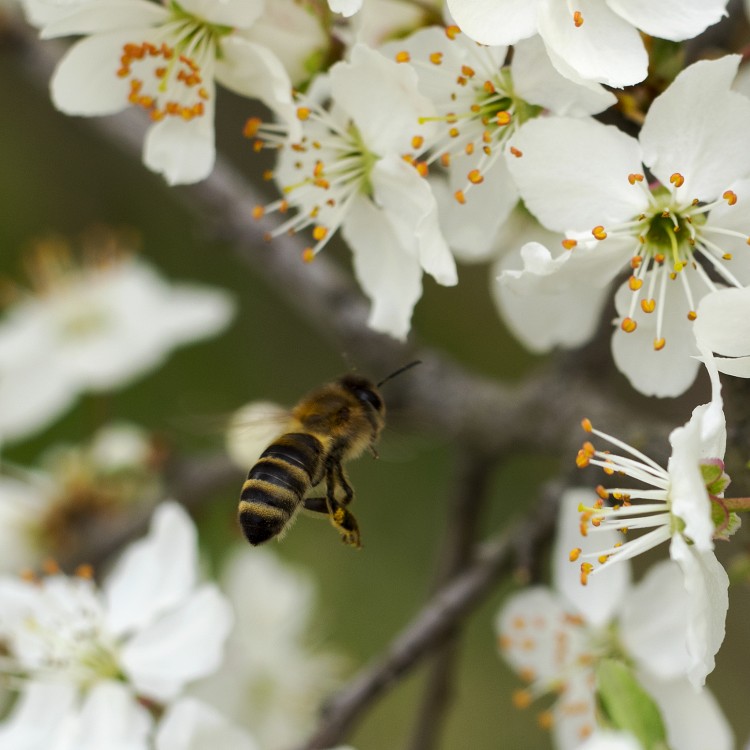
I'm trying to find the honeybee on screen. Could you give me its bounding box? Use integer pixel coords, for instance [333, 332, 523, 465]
[237, 362, 419, 548]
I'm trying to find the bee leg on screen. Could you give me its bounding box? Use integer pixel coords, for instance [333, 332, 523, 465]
[333, 462, 354, 506]
[302, 495, 362, 548]
[324, 464, 361, 548]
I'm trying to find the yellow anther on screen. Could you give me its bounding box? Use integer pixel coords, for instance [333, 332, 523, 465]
[513, 689, 533, 709]
[573, 10, 583, 26]
[461, 65, 475, 77]
[597, 554, 609, 564]
[445, 25, 460, 39]
[596, 485, 609, 500]
[243, 117, 262, 138]
[454, 189, 466, 205]
[641, 298, 655, 313]
[75, 564, 94, 579]
[569, 547, 581, 562]
[395, 50, 410, 63]
[296, 106, 311, 121]
[302, 248, 315, 263]
[251, 205, 265, 220]
[631, 254, 643, 268]
[42, 558, 61, 575]
[628, 276, 642, 290]
[312, 226, 328, 241]
[620, 317, 637, 332]
[538, 710, 554, 730]
[670, 172, 685, 188]
[429, 52, 443, 65]
[468, 169, 483, 185]
[592, 225, 607, 240]
[580, 562, 593, 586]
[575, 449, 590, 469]
[653, 337, 666, 351]
[496, 111, 511, 126]
[562, 239, 577, 250]
[687, 310, 697, 321]
[581, 417, 592, 432]
[509, 146, 523, 158]
[723, 190, 737, 205]
[412, 135, 424, 149]
[628, 173, 644, 184]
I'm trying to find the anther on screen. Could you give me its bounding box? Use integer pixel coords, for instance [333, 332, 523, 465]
[641, 299, 655, 313]
[596, 485, 609, 500]
[468, 169, 483, 185]
[509, 146, 523, 158]
[429, 52, 443, 65]
[302, 248, 315, 263]
[592, 226, 607, 240]
[455, 189, 466, 204]
[496, 111, 511, 126]
[670, 173, 685, 188]
[296, 106, 311, 121]
[628, 173, 644, 184]
[569, 547, 581, 562]
[412, 135, 424, 149]
[513, 689, 533, 709]
[620, 317, 637, 332]
[723, 190, 737, 206]
[395, 51, 410, 63]
[562, 239, 577, 250]
[445, 25, 460, 39]
[628, 276, 642, 291]
[251, 205, 265, 220]
[580, 562, 593, 586]
[687, 310, 697, 321]
[581, 418, 592, 432]
[573, 10, 583, 27]
[653, 338, 666, 351]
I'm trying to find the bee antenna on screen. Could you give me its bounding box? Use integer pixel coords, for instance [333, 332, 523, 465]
[377, 360, 422, 388]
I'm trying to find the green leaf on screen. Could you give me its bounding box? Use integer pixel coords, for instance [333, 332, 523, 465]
[596, 659, 669, 750]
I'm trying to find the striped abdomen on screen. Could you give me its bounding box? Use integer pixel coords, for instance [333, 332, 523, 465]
[238, 432, 324, 545]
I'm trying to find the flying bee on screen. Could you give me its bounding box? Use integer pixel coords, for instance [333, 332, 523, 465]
[237, 362, 420, 548]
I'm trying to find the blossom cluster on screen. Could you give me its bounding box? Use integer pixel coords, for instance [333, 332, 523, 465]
[5, 0, 750, 747]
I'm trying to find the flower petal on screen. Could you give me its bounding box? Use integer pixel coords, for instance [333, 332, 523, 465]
[695, 286, 750, 359]
[445, 0, 539, 46]
[40, 0, 166, 38]
[505, 117, 646, 233]
[142, 106, 216, 185]
[121, 584, 233, 701]
[640, 56, 750, 200]
[104, 501, 198, 637]
[179, 0, 265, 27]
[668, 535, 728, 688]
[327, 0, 362, 17]
[155, 698, 258, 750]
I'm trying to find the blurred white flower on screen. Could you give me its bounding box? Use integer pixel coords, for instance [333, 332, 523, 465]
[248, 43, 457, 340]
[497, 490, 733, 750]
[191, 547, 344, 750]
[328, 0, 361, 17]
[502, 56, 750, 396]
[573, 353, 730, 687]
[578, 733, 643, 750]
[0, 502, 233, 748]
[0, 237, 234, 443]
[32, 0, 297, 184]
[446, 0, 729, 87]
[695, 286, 750, 377]
[384, 27, 613, 257]
[0, 422, 162, 570]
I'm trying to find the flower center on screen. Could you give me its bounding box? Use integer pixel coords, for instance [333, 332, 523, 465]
[117, 1, 231, 122]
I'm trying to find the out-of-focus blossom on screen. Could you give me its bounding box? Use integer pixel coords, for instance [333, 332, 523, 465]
[573, 353, 731, 688]
[0, 234, 234, 442]
[328, 0, 362, 17]
[191, 547, 344, 750]
[497, 490, 733, 750]
[446, 0, 729, 87]
[383, 27, 613, 257]
[695, 286, 750, 377]
[0, 502, 233, 748]
[247, 43, 456, 340]
[0, 422, 162, 571]
[501, 56, 750, 396]
[30, 0, 298, 184]
[578, 733, 643, 750]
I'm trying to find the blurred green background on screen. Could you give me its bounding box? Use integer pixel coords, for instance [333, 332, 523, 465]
[2, 26, 750, 750]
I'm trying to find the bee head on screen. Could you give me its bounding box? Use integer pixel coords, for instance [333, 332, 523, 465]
[339, 374, 384, 415]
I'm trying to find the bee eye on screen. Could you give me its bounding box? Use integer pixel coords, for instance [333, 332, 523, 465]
[355, 388, 382, 412]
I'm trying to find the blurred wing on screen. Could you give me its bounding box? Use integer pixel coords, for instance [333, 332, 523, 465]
[225, 401, 292, 469]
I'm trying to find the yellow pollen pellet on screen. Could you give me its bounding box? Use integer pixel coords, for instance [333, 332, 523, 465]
[496, 111, 511, 126]
[723, 190, 738, 205]
[455, 189, 466, 204]
[430, 52, 443, 65]
[562, 239, 577, 250]
[395, 50, 410, 63]
[296, 106, 311, 121]
[641, 299, 655, 313]
[312, 226, 328, 241]
[468, 169, 483, 184]
[510, 146, 523, 158]
[592, 225, 607, 240]
[302, 248, 315, 263]
[445, 24, 460, 39]
[628, 173, 644, 184]
[670, 172, 685, 188]
[628, 276, 642, 290]
[581, 417, 592, 432]
[513, 690, 533, 709]
[251, 205, 265, 220]
[620, 317, 637, 332]
[569, 547, 581, 562]
[687, 310, 697, 321]
[654, 337, 666, 351]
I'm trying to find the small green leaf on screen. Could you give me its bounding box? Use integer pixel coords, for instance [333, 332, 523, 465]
[596, 659, 669, 750]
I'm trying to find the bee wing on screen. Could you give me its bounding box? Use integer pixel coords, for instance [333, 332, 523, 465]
[226, 401, 293, 468]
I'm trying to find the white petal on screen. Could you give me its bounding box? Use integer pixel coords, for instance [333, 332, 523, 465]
[155, 698, 258, 750]
[330, 44, 435, 156]
[610, 275, 703, 398]
[216, 37, 299, 140]
[121, 584, 233, 701]
[669, 535, 729, 688]
[342, 196, 423, 340]
[50, 30, 140, 115]
[552, 489, 630, 628]
[552, 676, 600, 750]
[73, 681, 152, 750]
[445, 0, 539, 46]
[143, 108, 216, 185]
[538, 0, 647, 87]
[640, 56, 750, 200]
[577, 732, 643, 750]
[605, 0, 729, 42]
[619, 561, 690, 679]
[511, 35, 616, 116]
[505, 117, 646, 233]
[695, 286, 750, 359]
[40, 0, 166, 38]
[0, 681, 77, 748]
[179, 0, 265, 27]
[636, 673, 734, 750]
[104, 502, 198, 637]
[327, 0, 362, 17]
[371, 157, 457, 285]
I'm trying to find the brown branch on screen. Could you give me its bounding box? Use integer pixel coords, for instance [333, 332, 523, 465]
[299, 482, 560, 750]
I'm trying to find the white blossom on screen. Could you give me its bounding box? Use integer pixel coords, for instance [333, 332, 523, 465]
[0, 502, 233, 748]
[445, 0, 729, 87]
[248, 43, 457, 340]
[0, 240, 234, 442]
[572, 354, 730, 687]
[501, 56, 750, 396]
[33, 0, 297, 184]
[497, 490, 733, 749]
[695, 285, 750, 377]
